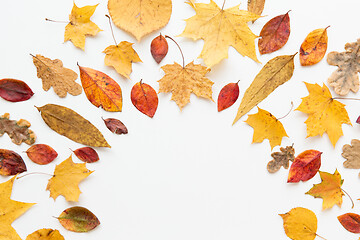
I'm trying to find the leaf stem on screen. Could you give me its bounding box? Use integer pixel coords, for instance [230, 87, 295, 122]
[332, 97, 360, 101]
[277, 102, 294, 120]
[17, 172, 54, 180]
[165, 35, 185, 68]
[105, 15, 118, 46]
[45, 18, 69, 24]
[221, 0, 226, 10]
[341, 187, 355, 209]
[315, 233, 327, 240]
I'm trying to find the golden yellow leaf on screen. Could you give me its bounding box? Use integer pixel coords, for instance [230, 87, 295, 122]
[158, 61, 213, 110]
[247, 0, 265, 20]
[245, 107, 288, 150]
[46, 155, 93, 202]
[187, 0, 196, 8]
[64, 3, 101, 50]
[0, 176, 35, 240]
[279, 207, 318, 240]
[179, 0, 260, 68]
[103, 41, 142, 79]
[26, 229, 64, 240]
[233, 54, 296, 124]
[296, 82, 351, 147]
[306, 170, 344, 210]
[108, 0, 172, 41]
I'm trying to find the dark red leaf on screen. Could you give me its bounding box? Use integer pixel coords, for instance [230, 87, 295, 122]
[73, 147, 99, 163]
[356, 115, 360, 124]
[217, 81, 240, 112]
[287, 150, 322, 183]
[151, 34, 168, 64]
[0, 149, 26, 176]
[131, 80, 158, 118]
[0, 79, 34, 102]
[338, 213, 360, 233]
[26, 144, 58, 165]
[103, 118, 128, 135]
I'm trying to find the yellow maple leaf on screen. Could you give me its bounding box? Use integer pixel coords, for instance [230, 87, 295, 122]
[306, 169, 344, 210]
[46, 155, 93, 202]
[296, 82, 351, 147]
[245, 107, 288, 150]
[26, 229, 64, 240]
[103, 41, 142, 79]
[64, 3, 101, 50]
[0, 176, 35, 240]
[179, 0, 260, 68]
[158, 61, 213, 110]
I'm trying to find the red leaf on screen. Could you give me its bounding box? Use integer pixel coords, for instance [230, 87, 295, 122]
[258, 11, 291, 55]
[151, 34, 168, 64]
[131, 80, 158, 118]
[103, 118, 128, 135]
[356, 115, 360, 124]
[0, 79, 34, 102]
[287, 150, 321, 183]
[73, 147, 99, 163]
[338, 213, 360, 233]
[26, 144, 58, 165]
[0, 149, 26, 176]
[217, 81, 240, 112]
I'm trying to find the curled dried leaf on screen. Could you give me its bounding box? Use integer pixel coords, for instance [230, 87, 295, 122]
[0, 79, 34, 102]
[103, 118, 128, 135]
[58, 206, 100, 232]
[26, 144, 58, 165]
[0, 149, 26, 176]
[73, 147, 99, 163]
[0, 113, 36, 145]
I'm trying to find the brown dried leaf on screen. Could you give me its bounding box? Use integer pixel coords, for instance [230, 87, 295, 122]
[267, 145, 295, 173]
[0, 113, 36, 145]
[73, 147, 99, 163]
[103, 118, 128, 135]
[32, 54, 82, 98]
[0, 149, 26, 176]
[342, 139, 360, 169]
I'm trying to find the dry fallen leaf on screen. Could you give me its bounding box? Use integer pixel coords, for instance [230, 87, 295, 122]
[47, 155, 93, 202]
[245, 107, 288, 150]
[0, 149, 26, 176]
[151, 34, 169, 64]
[108, 0, 172, 41]
[217, 81, 240, 112]
[26, 229, 65, 240]
[288, 150, 322, 183]
[338, 213, 360, 233]
[64, 3, 101, 50]
[180, 0, 260, 67]
[32, 54, 82, 98]
[306, 169, 344, 210]
[247, 0, 265, 22]
[300, 27, 329, 66]
[158, 61, 213, 110]
[131, 80, 158, 118]
[36, 104, 110, 148]
[267, 145, 295, 173]
[279, 207, 318, 240]
[103, 118, 128, 135]
[0, 176, 35, 240]
[0, 113, 36, 145]
[58, 206, 100, 232]
[342, 139, 360, 169]
[327, 39, 360, 95]
[296, 82, 351, 147]
[0, 79, 34, 102]
[233, 54, 296, 124]
[73, 147, 99, 163]
[26, 144, 58, 165]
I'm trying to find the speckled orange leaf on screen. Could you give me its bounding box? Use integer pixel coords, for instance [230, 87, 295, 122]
[300, 27, 329, 66]
[78, 64, 122, 112]
[26, 144, 57, 165]
[131, 81, 158, 118]
[338, 213, 360, 233]
[217, 81, 240, 112]
[288, 150, 322, 183]
[58, 206, 100, 232]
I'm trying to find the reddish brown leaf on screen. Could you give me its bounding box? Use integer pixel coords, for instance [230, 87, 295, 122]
[131, 80, 158, 118]
[73, 147, 99, 163]
[26, 144, 58, 165]
[103, 118, 128, 135]
[0, 149, 26, 176]
[287, 150, 322, 183]
[151, 34, 168, 64]
[58, 206, 100, 232]
[338, 213, 360, 233]
[356, 116, 360, 124]
[0, 79, 34, 102]
[217, 81, 240, 112]
[258, 11, 291, 55]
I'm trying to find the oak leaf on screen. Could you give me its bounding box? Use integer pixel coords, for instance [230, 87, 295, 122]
[245, 107, 288, 150]
[296, 82, 351, 147]
[0, 149, 27, 176]
[158, 61, 213, 110]
[32, 54, 82, 98]
[179, 0, 260, 68]
[57, 206, 100, 232]
[338, 213, 360, 233]
[108, 0, 172, 41]
[306, 170, 344, 210]
[26, 229, 64, 240]
[300, 27, 329, 66]
[64, 3, 101, 50]
[233, 54, 296, 123]
[0, 113, 36, 145]
[327, 39, 360, 95]
[47, 155, 93, 202]
[342, 139, 360, 169]
[103, 41, 142, 79]
[287, 150, 322, 183]
[279, 207, 318, 240]
[0, 176, 35, 240]
[267, 145, 295, 173]
[0, 79, 34, 102]
[131, 80, 158, 117]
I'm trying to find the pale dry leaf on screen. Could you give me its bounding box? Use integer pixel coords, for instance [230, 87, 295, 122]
[342, 139, 360, 169]
[267, 145, 295, 173]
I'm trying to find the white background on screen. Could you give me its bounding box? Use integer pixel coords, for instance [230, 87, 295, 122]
[1, 0, 360, 239]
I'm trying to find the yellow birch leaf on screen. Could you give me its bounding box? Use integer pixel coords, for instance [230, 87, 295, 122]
[0, 176, 35, 240]
[103, 41, 142, 79]
[296, 82, 351, 147]
[64, 3, 101, 50]
[108, 0, 172, 41]
[46, 155, 93, 202]
[26, 229, 64, 240]
[245, 107, 288, 150]
[306, 170, 344, 210]
[179, 0, 260, 68]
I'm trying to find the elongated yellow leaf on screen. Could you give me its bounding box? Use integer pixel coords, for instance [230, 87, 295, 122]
[233, 54, 296, 124]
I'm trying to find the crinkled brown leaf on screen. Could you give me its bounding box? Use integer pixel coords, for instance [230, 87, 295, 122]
[0, 79, 34, 102]
[58, 206, 100, 232]
[327, 39, 360, 95]
[342, 139, 360, 169]
[73, 147, 99, 163]
[0, 149, 26, 176]
[103, 118, 128, 135]
[32, 54, 82, 98]
[26, 144, 58, 165]
[267, 145, 295, 173]
[0, 113, 36, 145]
[26, 229, 65, 240]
